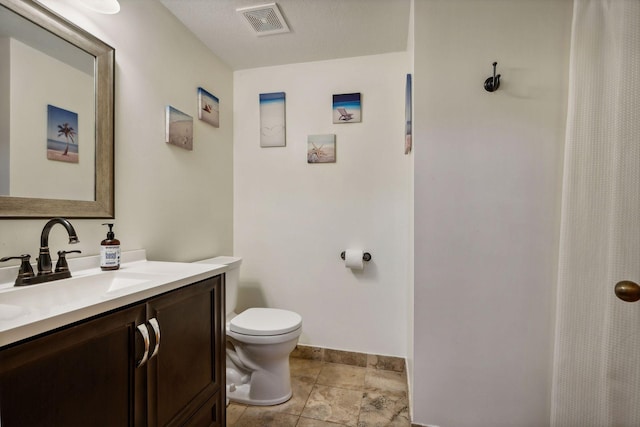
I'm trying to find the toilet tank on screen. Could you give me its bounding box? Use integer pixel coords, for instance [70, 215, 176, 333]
[194, 256, 242, 318]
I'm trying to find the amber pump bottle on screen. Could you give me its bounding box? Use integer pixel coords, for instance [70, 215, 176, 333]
[100, 223, 121, 270]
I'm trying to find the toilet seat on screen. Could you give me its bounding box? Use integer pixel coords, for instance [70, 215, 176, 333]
[229, 308, 302, 336]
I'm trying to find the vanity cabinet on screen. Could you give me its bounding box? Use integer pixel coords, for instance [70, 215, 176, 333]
[0, 275, 225, 427]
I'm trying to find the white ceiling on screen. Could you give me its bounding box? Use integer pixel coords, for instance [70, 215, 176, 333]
[159, 0, 411, 70]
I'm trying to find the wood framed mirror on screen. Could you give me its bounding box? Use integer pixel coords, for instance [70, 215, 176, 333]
[0, 0, 114, 218]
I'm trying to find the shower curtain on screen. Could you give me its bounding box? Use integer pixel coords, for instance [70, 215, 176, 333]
[551, 0, 640, 426]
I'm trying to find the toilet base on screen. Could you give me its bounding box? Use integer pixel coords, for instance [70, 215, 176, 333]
[227, 383, 292, 406]
[225, 325, 301, 407]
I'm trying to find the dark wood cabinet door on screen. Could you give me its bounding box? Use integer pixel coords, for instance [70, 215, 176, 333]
[146, 276, 224, 427]
[0, 305, 146, 427]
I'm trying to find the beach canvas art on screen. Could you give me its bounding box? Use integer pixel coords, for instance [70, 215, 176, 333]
[405, 74, 413, 154]
[47, 105, 79, 163]
[260, 92, 286, 147]
[307, 134, 336, 163]
[198, 87, 219, 127]
[165, 106, 193, 150]
[333, 93, 361, 123]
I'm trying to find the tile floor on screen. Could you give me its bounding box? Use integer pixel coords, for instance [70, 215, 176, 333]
[226, 355, 411, 426]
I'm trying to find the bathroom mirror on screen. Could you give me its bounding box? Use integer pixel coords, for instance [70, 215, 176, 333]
[0, 0, 114, 218]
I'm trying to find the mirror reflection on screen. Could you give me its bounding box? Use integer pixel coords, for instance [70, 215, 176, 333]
[0, 3, 96, 201]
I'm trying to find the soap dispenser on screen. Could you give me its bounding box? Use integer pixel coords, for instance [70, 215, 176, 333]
[100, 223, 121, 270]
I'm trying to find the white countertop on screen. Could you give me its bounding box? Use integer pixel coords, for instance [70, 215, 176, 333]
[0, 250, 228, 348]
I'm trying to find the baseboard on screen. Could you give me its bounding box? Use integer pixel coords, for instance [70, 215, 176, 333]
[291, 343, 406, 372]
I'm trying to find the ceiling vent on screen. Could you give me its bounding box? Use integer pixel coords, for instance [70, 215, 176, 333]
[236, 3, 290, 36]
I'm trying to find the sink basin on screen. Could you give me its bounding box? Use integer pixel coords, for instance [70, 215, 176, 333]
[0, 270, 166, 312]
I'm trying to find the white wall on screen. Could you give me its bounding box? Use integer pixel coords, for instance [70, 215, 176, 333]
[234, 53, 412, 357]
[0, 0, 233, 264]
[413, 0, 572, 426]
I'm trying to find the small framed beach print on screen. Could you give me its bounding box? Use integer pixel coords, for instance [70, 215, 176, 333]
[307, 134, 336, 163]
[260, 92, 286, 147]
[198, 87, 219, 128]
[165, 106, 193, 150]
[333, 93, 361, 123]
[47, 105, 79, 163]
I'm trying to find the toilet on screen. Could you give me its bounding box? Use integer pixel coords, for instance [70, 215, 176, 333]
[195, 256, 302, 406]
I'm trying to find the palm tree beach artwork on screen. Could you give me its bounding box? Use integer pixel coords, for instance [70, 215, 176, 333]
[198, 87, 219, 128]
[307, 134, 336, 163]
[47, 105, 79, 163]
[166, 106, 193, 150]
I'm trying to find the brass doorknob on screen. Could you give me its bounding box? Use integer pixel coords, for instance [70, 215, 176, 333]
[614, 280, 640, 302]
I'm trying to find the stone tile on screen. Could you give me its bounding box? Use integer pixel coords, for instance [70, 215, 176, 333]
[358, 391, 411, 427]
[297, 416, 349, 426]
[231, 406, 299, 427]
[226, 352, 412, 426]
[366, 354, 405, 372]
[292, 345, 324, 361]
[291, 357, 323, 382]
[226, 402, 247, 425]
[317, 363, 366, 390]
[324, 349, 367, 367]
[255, 376, 315, 416]
[364, 368, 407, 397]
[301, 384, 363, 427]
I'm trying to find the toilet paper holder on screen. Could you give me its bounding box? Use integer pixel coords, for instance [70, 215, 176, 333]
[340, 251, 372, 262]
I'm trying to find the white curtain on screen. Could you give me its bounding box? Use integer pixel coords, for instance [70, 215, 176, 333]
[551, 0, 640, 426]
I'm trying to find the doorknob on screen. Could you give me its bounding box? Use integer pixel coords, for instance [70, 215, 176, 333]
[614, 280, 640, 302]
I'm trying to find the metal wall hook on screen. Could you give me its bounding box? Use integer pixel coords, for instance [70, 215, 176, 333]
[484, 62, 501, 92]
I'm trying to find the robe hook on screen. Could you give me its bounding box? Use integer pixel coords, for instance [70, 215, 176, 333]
[484, 61, 501, 92]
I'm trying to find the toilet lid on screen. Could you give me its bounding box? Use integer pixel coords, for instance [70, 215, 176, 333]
[229, 308, 302, 336]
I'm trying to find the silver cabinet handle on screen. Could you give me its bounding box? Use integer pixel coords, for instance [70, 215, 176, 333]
[148, 317, 161, 359]
[136, 323, 150, 368]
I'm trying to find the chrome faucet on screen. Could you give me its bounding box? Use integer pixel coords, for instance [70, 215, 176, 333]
[0, 217, 81, 286]
[37, 217, 80, 275]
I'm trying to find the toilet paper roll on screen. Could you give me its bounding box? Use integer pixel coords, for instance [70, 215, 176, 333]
[344, 249, 364, 270]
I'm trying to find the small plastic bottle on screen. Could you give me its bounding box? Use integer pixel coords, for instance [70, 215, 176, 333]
[100, 223, 121, 270]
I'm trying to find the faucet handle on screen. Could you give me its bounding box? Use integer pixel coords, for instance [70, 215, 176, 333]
[1, 254, 36, 284]
[55, 250, 82, 273]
